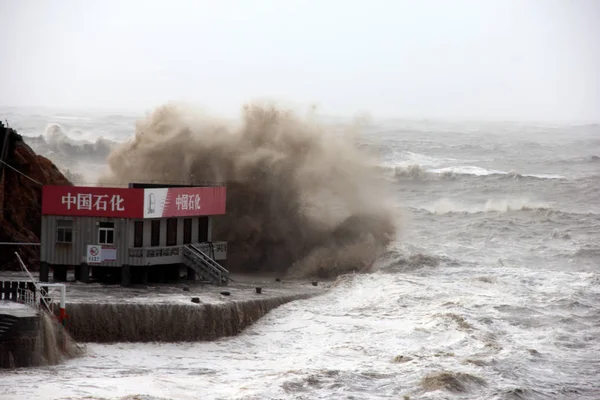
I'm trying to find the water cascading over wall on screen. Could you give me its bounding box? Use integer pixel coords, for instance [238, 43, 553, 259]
[0, 310, 82, 368]
[63, 294, 314, 343]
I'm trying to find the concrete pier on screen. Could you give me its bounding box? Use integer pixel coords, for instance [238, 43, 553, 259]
[0, 272, 327, 344]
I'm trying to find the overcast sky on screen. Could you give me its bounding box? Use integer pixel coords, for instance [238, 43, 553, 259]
[1, 0, 599, 123]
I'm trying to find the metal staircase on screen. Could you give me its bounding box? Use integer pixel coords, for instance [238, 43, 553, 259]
[182, 244, 230, 286]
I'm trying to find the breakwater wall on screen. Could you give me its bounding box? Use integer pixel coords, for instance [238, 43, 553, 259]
[63, 293, 315, 343]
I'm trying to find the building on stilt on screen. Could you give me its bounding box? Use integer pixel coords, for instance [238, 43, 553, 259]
[39, 183, 229, 286]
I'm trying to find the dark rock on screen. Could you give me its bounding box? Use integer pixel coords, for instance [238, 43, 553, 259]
[0, 122, 71, 271]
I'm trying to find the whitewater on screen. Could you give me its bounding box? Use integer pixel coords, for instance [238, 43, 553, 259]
[1, 107, 599, 399]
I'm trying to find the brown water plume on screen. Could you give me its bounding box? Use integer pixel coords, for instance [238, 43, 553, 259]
[36, 310, 83, 365]
[100, 103, 398, 277]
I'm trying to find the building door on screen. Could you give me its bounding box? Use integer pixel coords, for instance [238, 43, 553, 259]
[198, 216, 209, 242]
[134, 221, 144, 248]
[151, 220, 160, 247]
[166, 218, 177, 246]
[183, 218, 192, 244]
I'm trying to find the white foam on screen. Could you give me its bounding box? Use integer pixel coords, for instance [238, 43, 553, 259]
[421, 198, 552, 214]
[430, 165, 506, 176]
[521, 173, 565, 180]
[402, 151, 455, 167]
[42, 123, 118, 148]
[380, 151, 457, 170]
[0, 301, 31, 310]
[2, 265, 597, 399]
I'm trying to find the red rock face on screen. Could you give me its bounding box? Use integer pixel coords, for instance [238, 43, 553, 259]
[0, 125, 71, 271]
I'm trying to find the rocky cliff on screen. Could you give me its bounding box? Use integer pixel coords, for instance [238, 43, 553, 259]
[0, 121, 71, 271]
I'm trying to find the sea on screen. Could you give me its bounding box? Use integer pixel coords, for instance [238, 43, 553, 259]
[1, 107, 599, 399]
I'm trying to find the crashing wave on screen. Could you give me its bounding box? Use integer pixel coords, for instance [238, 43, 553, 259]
[24, 123, 117, 162]
[386, 163, 566, 183]
[98, 103, 399, 278]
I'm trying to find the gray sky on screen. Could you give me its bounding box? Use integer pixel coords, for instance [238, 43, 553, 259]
[1, 0, 599, 123]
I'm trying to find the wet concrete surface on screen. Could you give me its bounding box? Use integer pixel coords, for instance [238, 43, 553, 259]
[0, 301, 38, 318]
[0, 272, 327, 305]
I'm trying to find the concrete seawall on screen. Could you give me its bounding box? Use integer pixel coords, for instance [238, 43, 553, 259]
[65, 294, 315, 342]
[0, 303, 82, 368]
[0, 304, 39, 368]
[57, 275, 325, 343]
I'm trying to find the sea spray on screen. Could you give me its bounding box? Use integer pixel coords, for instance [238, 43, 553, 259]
[99, 103, 398, 277]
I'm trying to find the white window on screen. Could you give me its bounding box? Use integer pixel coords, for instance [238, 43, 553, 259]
[56, 220, 73, 243]
[98, 222, 115, 245]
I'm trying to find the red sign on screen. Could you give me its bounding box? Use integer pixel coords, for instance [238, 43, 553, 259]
[42, 185, 227, 218]
[143, 187, 226, 218]
[42, 186, 144, 218]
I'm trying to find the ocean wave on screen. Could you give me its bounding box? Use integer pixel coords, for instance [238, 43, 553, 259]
[431, 166, 565, 180]
[390, 164, 434, 180]
[430, 165, 506, 176]
[562, 246, 600, 259]
[420, 370, 486, 394]
[550, 154, 600, 166]
[373, 249, 458, 272]
[379, 150, 459, 169]
[419, 198, 553, 215]
[387, 164, 566, 182]
[505, 171, 566, 180]
[19, 123, 116, 184]
[23, 123, 117, 161]
[416, 201, 600, 219]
